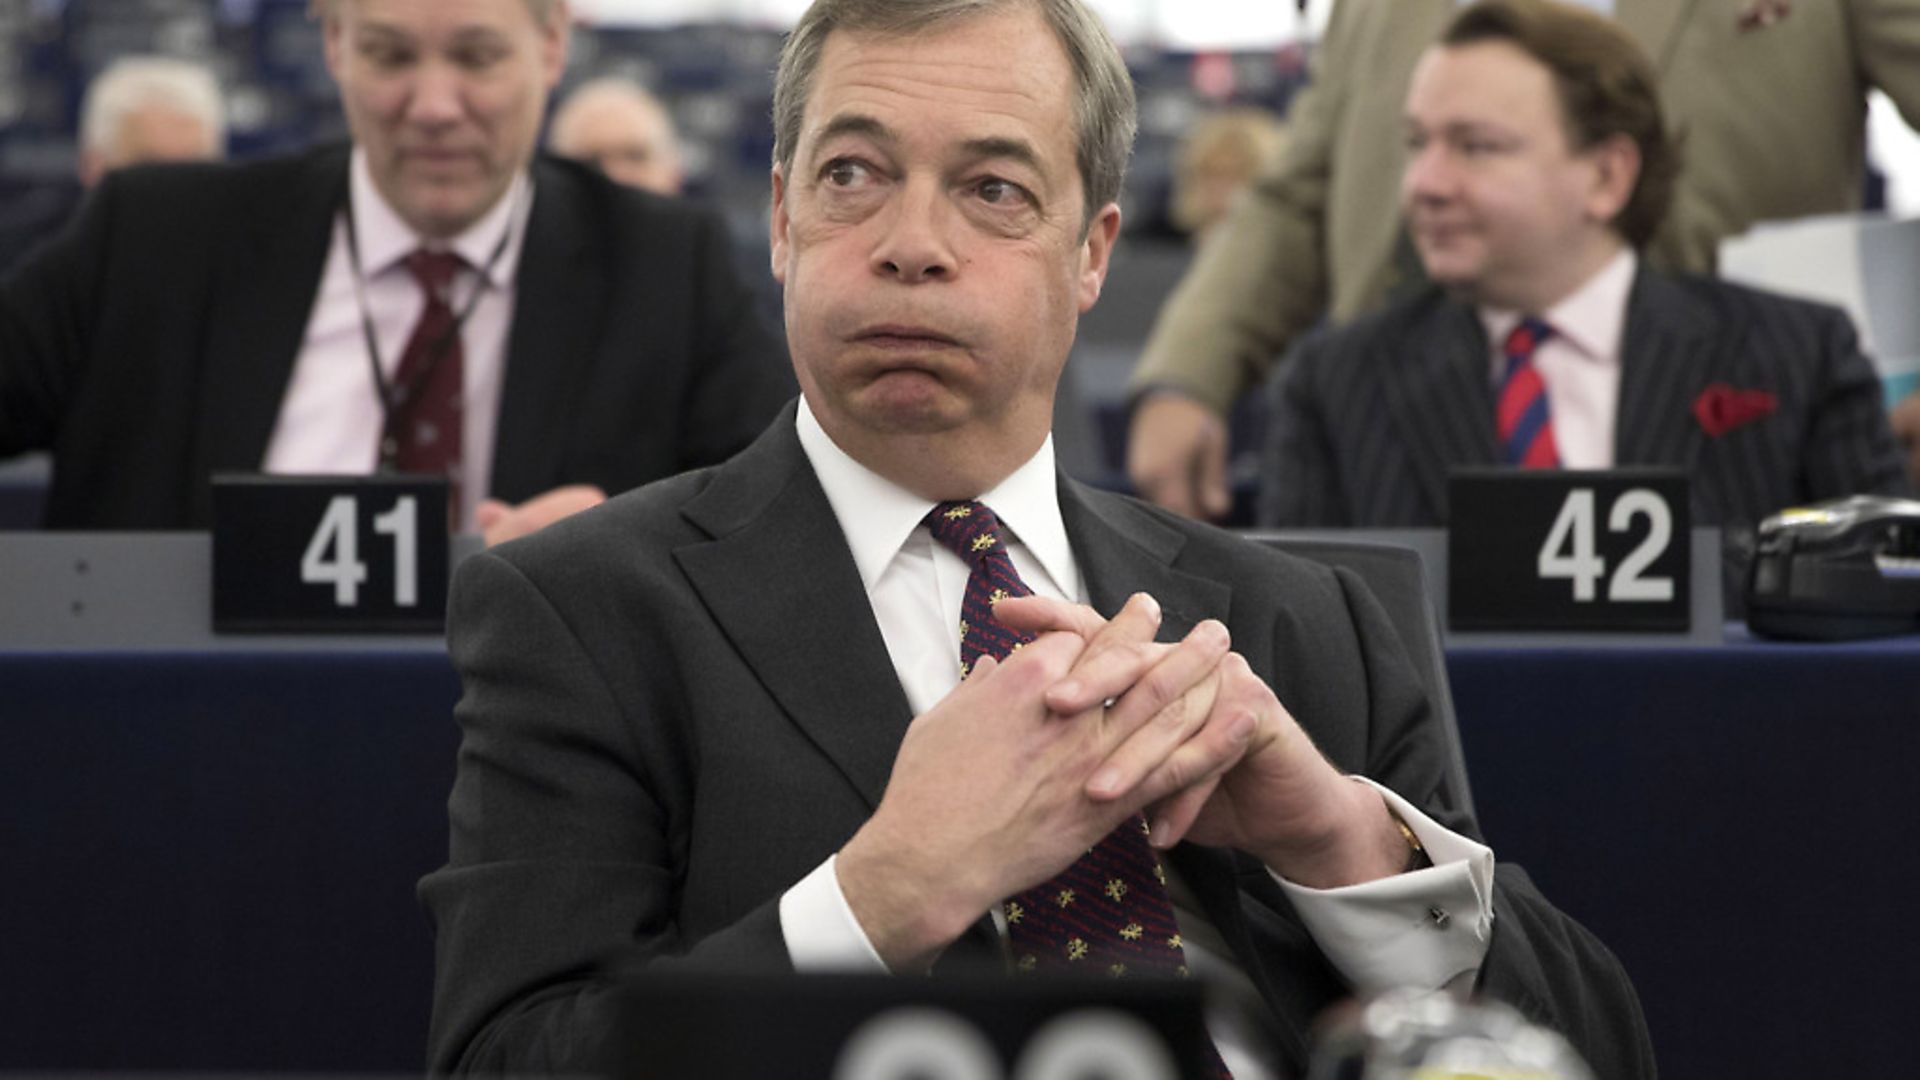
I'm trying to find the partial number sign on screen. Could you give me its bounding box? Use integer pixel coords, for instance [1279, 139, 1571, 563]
[212, 475, 450, 632]
[1448, 469, 1690, 632]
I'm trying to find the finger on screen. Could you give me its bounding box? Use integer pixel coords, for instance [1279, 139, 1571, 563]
[1042, 593, 1167, 713]
[1144, 476, 1199, 519]
[1196, 425, 1232, 520]
[992, 594, 1109, 640]
[1146, 771, 1223, 850]
[1083, 622, 1232, 800]
[1135, 703, 1259, 846]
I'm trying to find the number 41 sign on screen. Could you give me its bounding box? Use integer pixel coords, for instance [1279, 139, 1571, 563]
[1447, 469, 1691, 632]
[212, 475, 450, 632]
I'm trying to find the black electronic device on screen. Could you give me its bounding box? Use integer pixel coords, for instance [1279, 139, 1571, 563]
[606, 972, 1227, 1080]
[1745, 494, 1920, 640]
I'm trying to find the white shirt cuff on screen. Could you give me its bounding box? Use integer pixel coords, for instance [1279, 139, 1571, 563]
[778, 854, 893, 973]
[1269, 777, 1496, 995]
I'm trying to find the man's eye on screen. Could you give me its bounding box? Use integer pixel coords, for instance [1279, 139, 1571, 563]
[362, 45, 412, 69]
[452, 45, 507, 71]
[824, 160, 870, 187]
[974, 178, 1028, 206]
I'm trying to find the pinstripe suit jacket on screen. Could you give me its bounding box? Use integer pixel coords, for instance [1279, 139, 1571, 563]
[1259, 267, 1911, 529]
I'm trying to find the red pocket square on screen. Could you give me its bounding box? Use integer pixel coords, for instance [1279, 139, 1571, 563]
[1693, 383, 1779, 437]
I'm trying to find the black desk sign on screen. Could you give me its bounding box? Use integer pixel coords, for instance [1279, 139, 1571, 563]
[1449, 468, 1690, 632]
[212, 475, 449, 633]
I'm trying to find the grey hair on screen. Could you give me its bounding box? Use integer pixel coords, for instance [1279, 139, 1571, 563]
[771, 0, 1137, 226]
[81, 56, 225, 157]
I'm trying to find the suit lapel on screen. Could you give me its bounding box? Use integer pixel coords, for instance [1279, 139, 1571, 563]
[1615, 267, 1716, 466]
[1377, 295, 1496, 519]
[491, 158, 604, 500]
[674, 412, 913, 811]
[1059, 480, 1230, 641]
[193, 147, 345, 508]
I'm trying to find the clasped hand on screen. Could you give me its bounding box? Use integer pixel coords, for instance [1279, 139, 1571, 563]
[837, 592, 1405, 971]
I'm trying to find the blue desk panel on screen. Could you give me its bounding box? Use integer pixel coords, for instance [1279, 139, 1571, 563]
[0, 649, 461, 1070]
[1450, 629, 1920, 1079]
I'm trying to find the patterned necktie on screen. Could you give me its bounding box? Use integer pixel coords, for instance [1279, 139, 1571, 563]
[922, 501, 1211, 979]
[1497, 316, 1559, 468]
[924, 501, 1233, 1077]
[391, 250, 466, 518]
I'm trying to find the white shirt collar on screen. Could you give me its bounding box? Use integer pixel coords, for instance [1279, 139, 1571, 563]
[794, 397, 1077, 597]
[1480, 248, 1637, 369]
[347, 146, 532, 287]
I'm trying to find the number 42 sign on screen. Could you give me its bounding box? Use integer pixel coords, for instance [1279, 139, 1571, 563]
[213, 475, 451, 632]
[1448, 469, 1691, 632]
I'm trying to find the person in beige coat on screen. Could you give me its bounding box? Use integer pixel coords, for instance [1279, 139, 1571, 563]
[1129, 0, 1920, 518]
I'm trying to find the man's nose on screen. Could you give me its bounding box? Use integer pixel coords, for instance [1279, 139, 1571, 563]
[406, 63, 465, 126]
[1401, 142, 1451, 204]
[870, 181, 955, 283]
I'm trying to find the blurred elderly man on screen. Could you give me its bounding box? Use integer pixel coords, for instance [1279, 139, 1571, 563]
[0, 0, 791, 543]
[546, 76, 685, 195]
[77, 56, 225, 187]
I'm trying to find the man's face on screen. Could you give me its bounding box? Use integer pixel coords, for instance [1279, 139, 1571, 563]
[1401, 41, 1628, 309]
[551, 93, 683, 195]
[770, 6, 1119, 491]
[324, 0, 566, 239]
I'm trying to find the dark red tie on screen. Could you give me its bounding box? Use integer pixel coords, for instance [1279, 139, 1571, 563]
[391, 250, 466, 515]
[925, 502, 1231, 1078]
[1497, 316, 1558, 468]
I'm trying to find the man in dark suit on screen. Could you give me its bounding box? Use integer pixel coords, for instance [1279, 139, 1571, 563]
[0, 0, 791, 541]
[1262, 0, 1909, 531]
[422, 1, 1653, 1075]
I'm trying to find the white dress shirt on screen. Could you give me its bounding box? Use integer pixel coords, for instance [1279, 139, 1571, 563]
[777, 398, 1496, 1017]
[1481, 249, 1637, 469]
[262, 149, 533, 530]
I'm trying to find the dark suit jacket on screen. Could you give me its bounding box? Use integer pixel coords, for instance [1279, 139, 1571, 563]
[0, 144, 794, 528]
[420, 405, 1653, 1077]
[1261, 267, 1910, 529]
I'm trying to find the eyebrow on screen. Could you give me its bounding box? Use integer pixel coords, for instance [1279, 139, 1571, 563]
[811, 114, 1047, 175]
[813, 113, 894, 155]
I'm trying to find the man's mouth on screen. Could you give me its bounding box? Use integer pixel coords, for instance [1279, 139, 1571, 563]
[852, 324, 963, 351]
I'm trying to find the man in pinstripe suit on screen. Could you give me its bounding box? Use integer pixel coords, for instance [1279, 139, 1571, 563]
[1260, 0, 1910, 531]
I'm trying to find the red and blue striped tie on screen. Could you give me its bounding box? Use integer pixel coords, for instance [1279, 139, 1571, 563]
[1497, 316, 1559, 469]
[923, 500, 1232, 1076]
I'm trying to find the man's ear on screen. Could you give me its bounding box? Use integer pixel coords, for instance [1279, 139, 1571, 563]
[540, 1, 572, 90]
[1586, 133, 1642, 226]
[320, 6, 345, 82]
[769, 164, 790, 284]
[1077, 201, 1122, 313]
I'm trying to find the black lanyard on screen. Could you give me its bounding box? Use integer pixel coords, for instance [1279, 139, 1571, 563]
[339, 187, 519, 469]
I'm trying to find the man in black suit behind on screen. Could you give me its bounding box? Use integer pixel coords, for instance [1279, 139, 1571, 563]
[423, 0, 1653, 1075]
[1261, 0, 1909, 531]
[0, 0, 792, 542]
